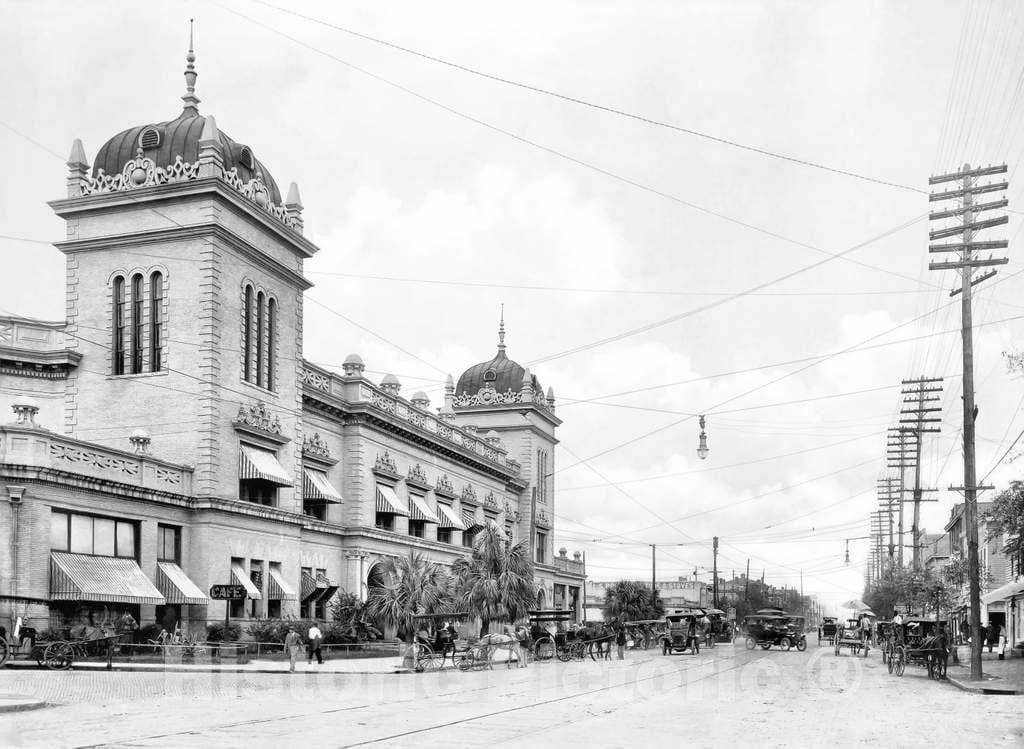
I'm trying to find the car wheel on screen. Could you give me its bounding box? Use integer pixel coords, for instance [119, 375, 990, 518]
[780, 637, 792, 652]
[745, 637, 756, 650]
[796, 637, 807, 652]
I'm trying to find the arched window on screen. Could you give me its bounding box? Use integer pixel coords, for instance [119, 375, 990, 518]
[255, 291, 265, 388]
[112, 276, 126, 375]
[130, 274, 144, 374]
[267, 298, 276, 391]
[150, 271, 163, 372]
[243, 285, 253, 382]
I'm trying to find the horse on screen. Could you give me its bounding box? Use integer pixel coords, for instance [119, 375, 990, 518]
[478, 632, 519, 669]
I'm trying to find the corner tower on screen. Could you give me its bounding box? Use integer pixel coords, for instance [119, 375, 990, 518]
[49, 36, 319, 507]
[448, 316, 561, 564]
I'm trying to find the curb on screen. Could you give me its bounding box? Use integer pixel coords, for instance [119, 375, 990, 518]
[0, 696, 48, 714]
[3, 662, 403, 676]
[945, 673, 1023, 695]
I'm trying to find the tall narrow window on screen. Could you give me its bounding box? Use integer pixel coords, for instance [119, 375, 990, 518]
[112, 276, 126, 375]
[243, 285, 253, 382]
[150, 271, 163, 372]
[255, 292, 265, 387]
[266, 298, 276, 391]
[130, 274, 144, 374]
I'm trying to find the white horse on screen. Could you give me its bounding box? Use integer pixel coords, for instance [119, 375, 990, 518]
[478, 632, 519, 669]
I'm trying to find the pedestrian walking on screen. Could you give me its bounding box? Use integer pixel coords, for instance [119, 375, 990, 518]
[284, 626, 303, 672]
[988, 622, 1001, 654]
[307, 622, 323, 665]
[516, 624, 530, 668]
[859, 614, 871, 652]
[616, 624, 626, 660]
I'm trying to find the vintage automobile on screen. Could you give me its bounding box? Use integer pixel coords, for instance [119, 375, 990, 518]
[743, 614, 804, 651]
[818, 616, 840, 645]
[660, 610, 704, 655]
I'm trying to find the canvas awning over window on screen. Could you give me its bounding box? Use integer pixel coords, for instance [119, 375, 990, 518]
[316, 572, 339, 604]
[156, 562, 209, 605]
[239, 446, 292, 486]
[50, 552, 165, 605]
[230, 562, 262, 600]
[462, 510, 483, 531]
[375, 484, 409, 516]
[981, 578, 1024, 604]
[267, 568, 298, 601]
[302, 469, 342, 503]
[409, 495, 440, 523]
[301, 570, 326, 602]
[437, 503, 466, 530]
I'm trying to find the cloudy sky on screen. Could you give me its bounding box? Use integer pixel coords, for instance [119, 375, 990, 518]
[3, 0, 1023, 611]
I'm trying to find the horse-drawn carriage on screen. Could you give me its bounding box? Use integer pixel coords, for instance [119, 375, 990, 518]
[742, 613, 807, 651]
[0, 621, 125, 670]
[833, 618, 869, 657]
[623, 620, 663, 650]
[703, 608, 732, 644]
[887, 618, 948, 680]
[818, 617, 839, 645]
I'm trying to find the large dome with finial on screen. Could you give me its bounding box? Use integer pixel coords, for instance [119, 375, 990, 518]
[90, 28, 281, 204]
[455, 316, 542, 396]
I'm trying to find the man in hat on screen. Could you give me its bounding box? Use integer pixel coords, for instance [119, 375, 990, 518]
[284, 626, 303, 672]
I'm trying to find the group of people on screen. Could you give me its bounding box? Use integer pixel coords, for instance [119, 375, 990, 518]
[283, 623, 324, 672]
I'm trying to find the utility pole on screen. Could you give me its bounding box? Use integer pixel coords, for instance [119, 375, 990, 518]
[650, 544, 656, 594]
[928, 162, 1009, 681]
[712, 536, 719, 609]
[887, 428, 916, 569]
[878, 476, 900, 572]
[744, 558, 750, 606]
[900, 377, 943, 571]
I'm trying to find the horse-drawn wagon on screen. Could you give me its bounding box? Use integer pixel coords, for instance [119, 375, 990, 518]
[888, 618, 948, 680]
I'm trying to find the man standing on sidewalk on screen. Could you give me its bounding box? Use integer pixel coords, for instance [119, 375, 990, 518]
[307, 622, 323, 665]
[284, 627, 303, 672]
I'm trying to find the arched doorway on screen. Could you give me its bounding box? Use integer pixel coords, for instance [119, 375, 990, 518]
[536, 587, 546, 610]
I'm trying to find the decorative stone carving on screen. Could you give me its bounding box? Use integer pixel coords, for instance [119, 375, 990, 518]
[223, 168, 301, 230]
[49, 442, 139, 477]
[374, 450, 398, 476]
[407, 463, 429, 486]
[369, 392, 396, 414]
[302, 432, 331, 459]
[234, 401, 282, 435]
[461, 484, 478, 504]
[80, 149, 199, 195]
[435, 474, 455, 496]
[536, 509, 550, 526]
[300, 367, 331, 392]
[0, 321, 11, 344]
[128, 429, 151, 455]
[155, 467, 182, 486]
[11, 401, 40, 427]
[484, 491, 500, 510]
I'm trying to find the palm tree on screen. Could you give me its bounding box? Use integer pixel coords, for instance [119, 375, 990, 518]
[364, 550, 455, 667]
[602, 580, 664, 622]
[453, 524, 535, 636]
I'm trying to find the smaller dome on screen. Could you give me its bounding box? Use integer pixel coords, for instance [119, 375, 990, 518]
[130, 428, 150, 440]
[344, 353, 364, 366]
[382, 374, 400, 386]
[411, 391, 429, 404]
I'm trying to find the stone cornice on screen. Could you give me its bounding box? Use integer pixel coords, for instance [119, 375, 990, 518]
[54, 221, 313, 292]
[48, 177, 319, 258]
[0, 464, 193, 507]
[454, 401, 563, 428]
[0, 345, 82, 368]
[340, 526, 471, 556]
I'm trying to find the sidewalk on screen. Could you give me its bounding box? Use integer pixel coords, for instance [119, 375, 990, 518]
[2, 654, 407, 675]
[945, 645, 1024, 695]
[0, 694, 47, 713]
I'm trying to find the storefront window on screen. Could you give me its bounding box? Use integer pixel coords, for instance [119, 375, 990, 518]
[157, 525, 181, 563]
[93, 518, 116, 556]
[51, 510, 136, 558]
[70, 515, 93, 553]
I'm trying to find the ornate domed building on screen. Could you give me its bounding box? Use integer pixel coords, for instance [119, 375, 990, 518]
[0, 38, 584, 639]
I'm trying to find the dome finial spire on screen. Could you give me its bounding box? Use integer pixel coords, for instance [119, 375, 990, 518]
[497, 303, 506, 352]
[181, 18, 201, 115]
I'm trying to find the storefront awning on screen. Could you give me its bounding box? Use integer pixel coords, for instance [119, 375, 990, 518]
[239, 445, 292, 486]
[267, 568, 298, 601]
[302, 468, 342, 503]
[316, 572, 339, 604]
[375, 484, 409, 516]
[301, 570, 326, 602]
[156, 562, 209, 605]
[409, 495, 440, 523]
[981, 578, 1024, 604]
[230, 562, 262, 599]
[437, 503, 466, 530]
[462, 510, 483, 531]
[50, 552, 166, 606]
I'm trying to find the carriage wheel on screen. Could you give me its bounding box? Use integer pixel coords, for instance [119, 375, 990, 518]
[780, 637, 792, 652]
[556, 643, 572, 663]
[0, 638, 9, 667]
[44, 642, 74, 671]
[414, 643, 437, 672]
[455, 650, 474, 671]
[895, 647, 906, 677]
[887, 650, 896, 674]
[935, 652, 947, 680]
[796, 637, 807, 652]
[745, 637, 756, 651]
[534, 636, 555, 662]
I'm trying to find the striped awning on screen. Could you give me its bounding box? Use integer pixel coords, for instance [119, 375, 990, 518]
[239, 446, 292, 486]
[437, 503, 466, 530]
[317, 573, 339, 604]
[301, 570, 326, 602]
[375, 484, 409, 515]
[267, 568, 298, 601]
[409, 495, 440, 523]
[50, 552, 165, 606]
[462, 510, 483, 531]
[156, 562, 209, 605]
[303, 468, 342, 503]
[230, 562, 262, 600]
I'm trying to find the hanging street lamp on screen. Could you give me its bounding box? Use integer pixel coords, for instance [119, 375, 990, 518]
[697, 415, 709, 460]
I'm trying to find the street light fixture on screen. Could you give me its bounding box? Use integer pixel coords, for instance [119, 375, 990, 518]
[697, 415, 709, 460]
